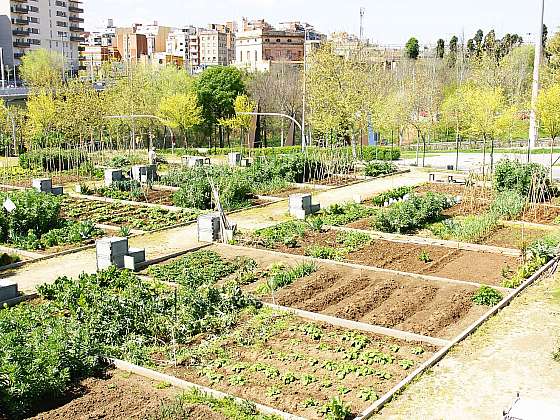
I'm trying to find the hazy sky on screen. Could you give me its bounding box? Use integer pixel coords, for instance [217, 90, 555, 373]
[85, 0, 560, 46]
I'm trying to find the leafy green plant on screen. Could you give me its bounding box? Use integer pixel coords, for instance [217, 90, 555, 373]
[301, 374, 317, 386]
[254, 221, 307, 248]
[266, 386, 281, 397]
[371, 186, 414, 207]
[305, 245, 343, 260]
[364, 161, 398, 177]
[318, 397, 352, 420]
[311, 203, 378, 226]
[228, 374, 247, 386]
[411, 346, 425, 355]
[494, 159, 552, 198]
[337, 386, 351, 395]
[282, 372, 298, 384]
[336, 231, 372, 252]
[119, 226, 132, 237]
[398, 359, 415, 370]
[418, 250, 432, 263]
[472, 286, 503, 306]
[303, 398, 319, 408]
[357, 387, 379, 402]
[257, 262, 317, 294]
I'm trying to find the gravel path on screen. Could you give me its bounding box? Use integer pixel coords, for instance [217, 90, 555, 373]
[376, 272, 560, 419]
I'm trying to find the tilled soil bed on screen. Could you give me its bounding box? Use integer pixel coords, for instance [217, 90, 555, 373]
[245, 229, 519, 286]
[480, 225, 547, 249]
[27, 370, 182, 420]
[210, 245, 490, 340]
[163, 309, 436, 420]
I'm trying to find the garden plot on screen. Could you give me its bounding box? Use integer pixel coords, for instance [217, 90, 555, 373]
[61, 197, 201, 232]
[26, 370, 177, 420]
[236, 224, 519, 286]
[0, 168, 101, 189]
[207, 244, 493, 341]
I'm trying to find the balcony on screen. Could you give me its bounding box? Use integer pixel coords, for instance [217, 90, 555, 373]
[11, 6, 29, 14]
[78, 45, 85, 52]
[14, 52, 25, 59]
[68, 6, 84, 13]
[13, 40, 30, 48]
[69, 26, 84, 32]
[13, 18, 28, 25]
[11, 0, 27, 3]
[12, 28, 30, 36]
[70, 36, 84, 42]
[69, 16, 84, 23]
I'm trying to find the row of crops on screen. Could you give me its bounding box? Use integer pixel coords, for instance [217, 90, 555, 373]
[1, 249, 428, 419]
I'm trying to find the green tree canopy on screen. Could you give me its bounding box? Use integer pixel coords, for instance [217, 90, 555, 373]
[405, 38, 420, 60]
[20, 49, 64, 91]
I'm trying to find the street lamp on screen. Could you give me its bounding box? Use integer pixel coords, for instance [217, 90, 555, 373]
[529, 0, 545, 155]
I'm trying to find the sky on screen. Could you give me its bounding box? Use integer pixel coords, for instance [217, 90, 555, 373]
[84, 0, 560, 46]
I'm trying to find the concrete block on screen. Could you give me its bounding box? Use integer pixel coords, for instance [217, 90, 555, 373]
[96, 237, 129, 257]
[51, 186, 64, 196]
[289, 194, 312, 211]
[127, 248, 146, 264]
[309, 204, 321, 214]
[132, 165, 158, 183]
[123, 255, 138, 271]
[0, 280, 18, 302]
[290, 208, 308, 220]
[104, 169, 123, 186]
[97, 254, 126, 270]
[32, 178, 52, 193]
[228, 152, 241, 167]
[197, 213, 221, 230]
[182, 156, 205, 167]
[240, 158, 251, 167]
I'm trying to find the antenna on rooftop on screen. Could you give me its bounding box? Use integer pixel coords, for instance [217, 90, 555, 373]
[359, 7, 365, 43]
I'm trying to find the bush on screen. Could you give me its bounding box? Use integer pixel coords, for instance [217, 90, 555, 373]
[305, 245, 343, 260]
[494, 159, 552, 199]
[254, 221, 307, 248]
[18, 148, 89, 171]
[312, 203, 378, 226]
[0, 190, 61, 243]
[489, 190, 526, 220]
[364, 161, 398, 177]
[472, 286, 503, 306]
[361, 146, 401, 162]
[373, 193, 451, 234]
[371, 186, 414, 207]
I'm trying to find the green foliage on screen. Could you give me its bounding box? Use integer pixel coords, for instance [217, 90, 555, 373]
[18, 148, 88, 171]
[336, 231, 372, 252]
[489, 190, 526, 220]
[254, 221, 308, 248]
[318, 397, 351, 420]
[257, 262, 317, 294]
[418, 251, 432, 263]
[108, 155, 131, 168]
[502, 255, 548, 288]
[147, 250, 247, 288]
[305, 245, 343, 261]
[494, 159, 552, 198]
[0, 253, 20, 267]
[364, 161, 398, 177]
[312, 203, 378, 227]
[0, 303, 102, 418]
[371, 186, 414, 207]
[357, 387, 378, 402]
[405, 37, 420, 59]
[373, 193, 451, 234]
[472, 286, 503, 306]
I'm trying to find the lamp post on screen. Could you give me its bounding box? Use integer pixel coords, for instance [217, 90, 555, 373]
[302, 27, 309, 150]
[529, 0, 545, 155]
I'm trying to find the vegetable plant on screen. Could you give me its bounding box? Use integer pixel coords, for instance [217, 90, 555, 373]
[472, 286, 503, 306]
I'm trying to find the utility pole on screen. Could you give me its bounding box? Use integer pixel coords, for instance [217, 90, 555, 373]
[359, 7, 365, 43]
[529, 0, 545, 154]
[302, 27, 308, 151]
[0, 47, 5, 89]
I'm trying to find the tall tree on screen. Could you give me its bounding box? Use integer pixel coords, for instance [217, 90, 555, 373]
[158, 92, 203, 148]
[20, 49, 64, 91]
[405, 37, 420, 60]
[194, 66, 245, 147]
[436, 39, 445, 59]
[537, 83, 560, 174]
[447, 36, 459, 67]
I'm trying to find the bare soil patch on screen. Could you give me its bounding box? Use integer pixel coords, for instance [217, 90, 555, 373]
[481, 225, 546, 249]
[28, 370, 179, 420]
[255, 229, 519, 286]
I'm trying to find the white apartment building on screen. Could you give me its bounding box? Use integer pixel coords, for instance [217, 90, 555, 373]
[199, 28, 231, 67]
[0, 0, 85, 72]
[166, 26, 197, 65]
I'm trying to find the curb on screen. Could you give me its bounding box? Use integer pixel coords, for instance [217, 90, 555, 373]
[356, 256, 559, 419]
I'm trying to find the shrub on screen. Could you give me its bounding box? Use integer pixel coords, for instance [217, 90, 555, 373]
[0, 190, 61, 243]
[489, 190, 526, 220]
[254, 221, 307, 248]
[305, 245, 343, 260]
[0, 253, 20, 267]
[371, 186, 414, 207]
[494, 159, 552, 199]
[373, 193, 451, 234]
[364, 161, 398, 177]
[313, 203, 377, 226]
[472, 286, 503, 306]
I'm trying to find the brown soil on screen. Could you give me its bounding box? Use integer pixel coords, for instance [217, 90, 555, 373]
[2, 174, 99, 189]
[27, 370, 187, 420]
[266, 187, 316, 198]
[481, 226, 546, 249]
[266, 264, 486, 340]
[94, 189, 175, 206]
[414, 183, 493, 199]
[263, 229, 519, 286]
[521, 205, 560, 225]
[164, 313, 436, 420]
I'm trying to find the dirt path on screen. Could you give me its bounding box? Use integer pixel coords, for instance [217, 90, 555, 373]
[4, 170, 427, 293]
[376, 273, 560, 419]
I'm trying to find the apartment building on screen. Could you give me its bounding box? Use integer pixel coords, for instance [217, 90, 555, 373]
[132, 22, 172, 58]
[235, 18, 321, 72]
[166, 26, 196, 67]
[115, 28, 147, 63]
[0, 0, 85, 72]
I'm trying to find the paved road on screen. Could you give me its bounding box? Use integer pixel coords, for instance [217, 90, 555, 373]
[3, 169, 427, 293]
[402, 152, 560, 180]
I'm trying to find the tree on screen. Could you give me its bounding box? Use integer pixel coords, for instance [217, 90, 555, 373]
[194, 66, 245, 147]
[25, 92, 59, 146]
[537, 83, 560, 174]
[436, 39, 445, 59]
[405, 38, 420, 60]
[483, 30, 497, 58]
[219, 94, 257, 148]
[19, 49, 64, 91]
[158, 92, 203, 148]
[547, 32, 560, 69]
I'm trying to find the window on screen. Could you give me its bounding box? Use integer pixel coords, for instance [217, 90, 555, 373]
[288, 39, 292, 43]
[276, 39, 280, 43]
